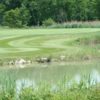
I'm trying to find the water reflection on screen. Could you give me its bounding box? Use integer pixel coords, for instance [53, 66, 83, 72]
[74, 74, 81, 84]
[16, 79, 36, 94]
[15, 69, 100, 92]
[68, 69, 100, 88]
[90, 69, 100, 83]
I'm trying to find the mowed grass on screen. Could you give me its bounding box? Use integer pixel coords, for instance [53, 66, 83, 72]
[0, 28, 100, 61]
[0, 28, 100, 100]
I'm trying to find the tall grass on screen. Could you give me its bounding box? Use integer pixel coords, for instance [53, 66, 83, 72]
[0, 75, 100, 100]
[48, 21, 100, 28]
[1, 21, 100, 29]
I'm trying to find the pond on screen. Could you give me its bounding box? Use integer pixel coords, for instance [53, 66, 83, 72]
[0, 61, 100, 91]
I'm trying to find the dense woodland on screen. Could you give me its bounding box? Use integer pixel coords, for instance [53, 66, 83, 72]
[0, 0, 100, 27]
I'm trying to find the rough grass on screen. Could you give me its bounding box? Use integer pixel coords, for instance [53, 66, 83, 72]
[48, 21, 100, 28]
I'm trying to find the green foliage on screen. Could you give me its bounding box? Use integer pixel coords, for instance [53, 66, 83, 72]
[0, 90, 15, 100]
[0, 4, 6, 24]
[3, 8, 22, 27]
[96, 0, 100, 19]
[0, 0, 100, 27]
[88, 88, 100, 100]
[43, 18, 55, 26]
[19, 87, 41, 100]
[0, 85, 100, 100]
[3, 7, 31, 28]
[19, 83, 100, 100]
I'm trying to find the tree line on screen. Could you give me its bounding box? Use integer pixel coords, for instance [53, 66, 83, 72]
[0, 0, 100, 27]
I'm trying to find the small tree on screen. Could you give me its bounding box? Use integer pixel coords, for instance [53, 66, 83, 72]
[3, 7, 31, 27]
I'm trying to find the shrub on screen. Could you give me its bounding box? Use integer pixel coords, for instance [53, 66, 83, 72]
[43, 18, 55, 26]
[3, 7, 31, 28]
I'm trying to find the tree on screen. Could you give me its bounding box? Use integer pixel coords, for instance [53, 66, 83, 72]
[3, 0, 22, 10]
[53, 0, 68, 23]
[20, 5, 31, 26]
[0, 0, 99, 27]
[96, 0, 100, 19]
[68, 0, 89, 21]
[87, 0, 98, 20]
[3, 7, 31, 27]
[22, 0, 41, 26]
[0, 4, 6, 24]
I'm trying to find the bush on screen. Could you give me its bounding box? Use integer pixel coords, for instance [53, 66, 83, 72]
[3, 7, 31, 28]
[43, 18, 55, 26]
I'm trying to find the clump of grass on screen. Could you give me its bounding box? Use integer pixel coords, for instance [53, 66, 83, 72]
[0, 89, 15, 100]
[88, 87, 100, 100]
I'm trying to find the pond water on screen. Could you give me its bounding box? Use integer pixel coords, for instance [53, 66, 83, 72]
[0, 61, 100, 91]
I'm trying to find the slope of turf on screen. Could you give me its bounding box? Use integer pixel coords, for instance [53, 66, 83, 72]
[0, 28, 100, 61]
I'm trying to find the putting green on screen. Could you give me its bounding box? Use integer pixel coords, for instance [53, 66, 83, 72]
[0, 28, 100, 60]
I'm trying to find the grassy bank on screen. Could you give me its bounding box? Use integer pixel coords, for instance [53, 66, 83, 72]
[0, 28, 100, 64]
